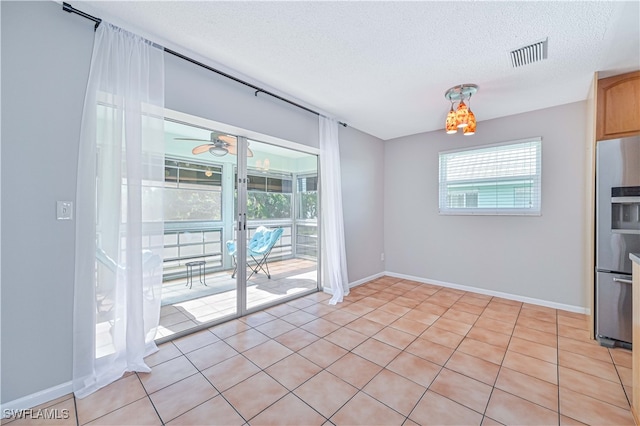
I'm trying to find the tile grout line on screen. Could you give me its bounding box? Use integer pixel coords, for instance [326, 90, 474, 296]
[226, 305, 348, 423]
[183, 316, 298, 424]
[72, 393, 80, 426]
[377, 286, 488, 420]
[403, 289, 474, 421]
[160, 326, 256, 424]
[608, 346, 633, 408]
[358, 286, 493, 422]
[495, 303, 565, 422]
[131, 372, 165, 425]
[221, 303, 336, 421]
[253, 283, 423, 423]
[460, 291, 497, 421]
[440, 292, 502, 422]
[318, 292, 414, 422]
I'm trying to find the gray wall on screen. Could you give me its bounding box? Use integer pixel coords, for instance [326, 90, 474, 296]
[1, 1, 384, 403]
[164, 52, 319, 150]
[340, 125, 385, 282]
[1, 1, 93, 404]
[384, 101, 589, 308]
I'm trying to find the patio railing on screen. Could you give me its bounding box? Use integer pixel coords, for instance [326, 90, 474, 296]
[161, 221, 314, 281]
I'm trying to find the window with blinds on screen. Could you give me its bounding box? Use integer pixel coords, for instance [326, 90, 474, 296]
[439, 138, 542, 215]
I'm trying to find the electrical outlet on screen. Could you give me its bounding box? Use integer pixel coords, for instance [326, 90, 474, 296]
[57, 201, 73, 220]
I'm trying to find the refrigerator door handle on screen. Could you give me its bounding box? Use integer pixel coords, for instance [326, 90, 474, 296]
[613, 277, 633, 284]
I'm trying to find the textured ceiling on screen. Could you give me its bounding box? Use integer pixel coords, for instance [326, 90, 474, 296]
[73, 1, 640, 140]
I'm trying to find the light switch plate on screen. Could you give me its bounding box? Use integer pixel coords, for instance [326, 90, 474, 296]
[57, 201, 73, 220]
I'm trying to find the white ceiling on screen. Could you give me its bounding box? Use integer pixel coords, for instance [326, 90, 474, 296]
[73, 1, 640, 141]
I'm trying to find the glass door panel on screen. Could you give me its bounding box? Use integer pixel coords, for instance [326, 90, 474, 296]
[156, 110, 321, 341]
[158, 119, 239, 339]
[243, 139, 319, 311]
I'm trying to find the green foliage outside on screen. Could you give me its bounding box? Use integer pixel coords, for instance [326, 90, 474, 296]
[247, 192, 291, 219]
[299, 192, 317, 219]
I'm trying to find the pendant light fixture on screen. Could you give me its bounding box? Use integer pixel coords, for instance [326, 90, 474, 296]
[444, 84, 478, 135]
[445, 101, 458, 134]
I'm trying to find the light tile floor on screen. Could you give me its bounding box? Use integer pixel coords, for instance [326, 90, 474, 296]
[4, 276, 635, 425]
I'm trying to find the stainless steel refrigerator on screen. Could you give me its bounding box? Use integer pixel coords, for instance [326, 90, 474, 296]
[595, 136, 640, 348]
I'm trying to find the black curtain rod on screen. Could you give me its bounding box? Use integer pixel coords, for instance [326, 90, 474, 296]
[62, 2, 347, 127]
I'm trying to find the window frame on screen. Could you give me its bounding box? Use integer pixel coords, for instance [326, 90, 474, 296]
[438, 137, 542, 216]
[163, 157, 224, 222]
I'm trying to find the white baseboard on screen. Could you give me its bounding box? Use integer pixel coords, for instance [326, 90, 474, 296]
[322, 271, 386, 295]
[1, 381, 73, 413]
[349, 272, 386, 289]
[385, 271, 590, 315]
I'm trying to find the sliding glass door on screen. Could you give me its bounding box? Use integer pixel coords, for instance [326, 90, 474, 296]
[242, 139, 319, 312]
[157, 112, 319, 340]
[159, 121, 240, 339]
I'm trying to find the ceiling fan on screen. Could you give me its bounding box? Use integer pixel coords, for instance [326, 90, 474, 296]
[175, 131, 254, 157]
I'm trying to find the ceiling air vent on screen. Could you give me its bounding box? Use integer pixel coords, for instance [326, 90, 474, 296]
[510, 38, 548, 68]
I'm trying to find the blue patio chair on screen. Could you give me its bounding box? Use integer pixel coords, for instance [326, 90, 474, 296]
[226, 226, 284, 280]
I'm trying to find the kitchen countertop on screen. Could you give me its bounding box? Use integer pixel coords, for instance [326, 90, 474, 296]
[631, 253, 640, 264]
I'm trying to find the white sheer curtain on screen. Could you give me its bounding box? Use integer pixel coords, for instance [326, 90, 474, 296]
[73, 22, 165, 398]
[319, 116, 349, 304]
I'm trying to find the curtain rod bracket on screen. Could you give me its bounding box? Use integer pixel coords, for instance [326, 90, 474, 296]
[63, 2, 102, 30]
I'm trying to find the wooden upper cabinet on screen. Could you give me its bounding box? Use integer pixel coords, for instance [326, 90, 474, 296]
[596, 71, 640, 141]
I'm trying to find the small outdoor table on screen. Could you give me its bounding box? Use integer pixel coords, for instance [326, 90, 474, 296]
[185, 260, 207, 289]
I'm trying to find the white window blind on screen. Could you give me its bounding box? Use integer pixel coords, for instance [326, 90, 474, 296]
[439, 138, 542, 215]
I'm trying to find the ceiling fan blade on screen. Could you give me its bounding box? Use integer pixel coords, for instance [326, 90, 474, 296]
[226, 145, 253, 157]
[192, 144, 213, 155]
[219, 135, 237, 145]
